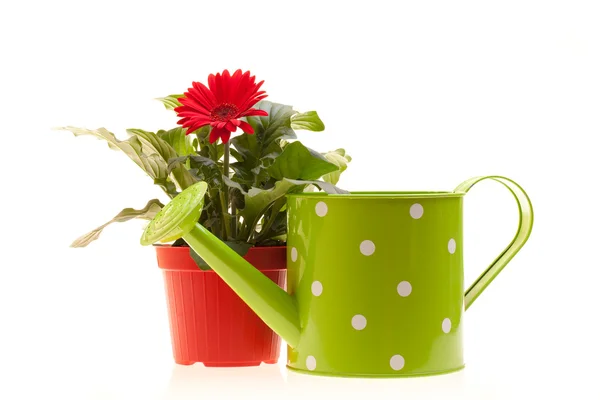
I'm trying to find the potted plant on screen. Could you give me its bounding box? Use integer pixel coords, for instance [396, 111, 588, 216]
[59, 69, 351, 367]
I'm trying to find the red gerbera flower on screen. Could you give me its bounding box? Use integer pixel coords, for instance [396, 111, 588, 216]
[174, 69, 268, 144]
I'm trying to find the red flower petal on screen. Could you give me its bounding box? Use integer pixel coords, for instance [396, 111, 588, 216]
[192, 81, 217, 107]
[236, 71, 253, 106]
[238, 120, 254, 134]
[209, 126, 228, 143]
[228, 69, 243, 106]
[180, 93, 211, 115]
[239, 108, 269, 117]
[208, 73, 221, 102]
[237, 80, 265, 111]
[188, 118, 212, 127]
[175, 110, 212, 121]
[240, 93, 268, 111]
[225, 121, 237, 132]
[178, 117, 211, 135]
[221, 131, 231, 143]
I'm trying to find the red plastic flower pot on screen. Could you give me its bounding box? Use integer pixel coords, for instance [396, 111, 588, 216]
[155, 245, 286, 367]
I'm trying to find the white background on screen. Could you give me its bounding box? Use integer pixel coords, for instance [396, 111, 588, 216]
[1, 0, 599, 399]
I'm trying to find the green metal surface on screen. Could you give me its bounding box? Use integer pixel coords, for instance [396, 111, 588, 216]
[141, 176, 533, 377]
[285, 191, 465, 376]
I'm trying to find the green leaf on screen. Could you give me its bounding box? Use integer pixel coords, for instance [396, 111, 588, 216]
[223, 176, 247, 194]
[156, 94, 183, 110]
[255, 212, 287, 245]
[58, 126, 170, 182]
[254, 197, 287, 243]
[127, 128, 177, 160]
[284, 178, 350, 194]
[232, 101, 297, 162]
[168, 155, 222, 188]
[154, 177, 178, 197]
[259, 235, 287, 246]
[230, 162, 255, 187]
[238, 179, 299, 237]
[230, 147, 244, 162]
[70, 199, 164, 248]
[290, 111, 325, 131]
[171, 238, 187, 247]
[165, 153, 228, 240]
[231, 131, 260, 164]
[157, 127, 195, 157]
[247, 101, 297, 145]
[189, 241, 252, 270]
[127, 128, 197, 192]
[226, 241, 253, 256]
[195, 126, 211, 143]
[321, 148, 352, 185]
[224, 176, 247, 212]
[268, 141, 338, 180]
[189, 154, 218, 167]
[251, 162, 273, 188]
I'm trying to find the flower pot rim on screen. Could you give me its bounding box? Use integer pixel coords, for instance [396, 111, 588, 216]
[155, 244, 287, 272]
[152, 243, 287, 249]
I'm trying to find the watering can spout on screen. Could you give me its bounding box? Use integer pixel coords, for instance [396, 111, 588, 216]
[140, 182, 301, 348]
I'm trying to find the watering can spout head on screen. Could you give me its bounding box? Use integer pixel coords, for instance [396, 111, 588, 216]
[140, 181, 301, 348]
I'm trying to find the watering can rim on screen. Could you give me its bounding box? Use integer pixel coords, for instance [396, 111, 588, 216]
[287, 191, 465, 199]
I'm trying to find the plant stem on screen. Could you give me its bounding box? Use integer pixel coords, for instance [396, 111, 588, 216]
[219, 190, 231, 240]
[231, 202, 237, 238]
[221, 141, 232, 240]
[223, 142, 230, 204]
[223, 142, 238, 238]
[254, 213, 276, 244]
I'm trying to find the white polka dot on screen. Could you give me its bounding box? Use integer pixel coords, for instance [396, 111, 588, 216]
[351, 314, 367, 330]
[442, 318, 452, 333]
[448, 238, 456, 254]
[306, 355, 317, 371]
[360, 240, 375, 256]
[397, 281, 412, 297]
[315, 201, 328, 217]
[410, 203, 424, 219]
[291, 247, 298, 262]
[390, 355, 405, 370]
[311, 281, 323, 296]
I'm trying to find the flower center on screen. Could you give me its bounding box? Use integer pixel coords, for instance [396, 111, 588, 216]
[211, 103, 239, 121]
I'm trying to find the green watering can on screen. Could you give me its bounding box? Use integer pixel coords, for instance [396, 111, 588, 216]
[141, 176, 533, 377]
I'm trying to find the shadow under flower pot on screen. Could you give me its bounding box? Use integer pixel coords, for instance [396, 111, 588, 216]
[155, 245, 287, 367]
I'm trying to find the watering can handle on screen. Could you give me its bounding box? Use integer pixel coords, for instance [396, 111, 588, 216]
[454, 176, 534, 310]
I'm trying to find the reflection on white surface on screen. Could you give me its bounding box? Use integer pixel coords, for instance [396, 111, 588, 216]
[285, 367, 467, 394]
[162, 363, 287, 399]
[160, 361, 500, 400]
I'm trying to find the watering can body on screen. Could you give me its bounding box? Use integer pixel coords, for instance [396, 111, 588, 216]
[283, 192, 466, 376]
[144, 176, 533, 377]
